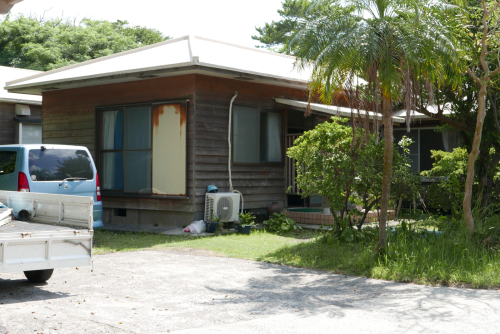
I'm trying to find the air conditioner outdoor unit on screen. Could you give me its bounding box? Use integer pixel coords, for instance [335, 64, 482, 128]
[204, 192, 240, 222]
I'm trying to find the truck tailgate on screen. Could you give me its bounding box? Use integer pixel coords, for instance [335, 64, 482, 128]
[0, 191, 94, 273]
[0, 223, 92, 273]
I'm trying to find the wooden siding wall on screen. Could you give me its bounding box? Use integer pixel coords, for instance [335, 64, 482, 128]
[193, 74, 308, 215]
[42, 75, 196, 213]
[0, 103, 41, 144]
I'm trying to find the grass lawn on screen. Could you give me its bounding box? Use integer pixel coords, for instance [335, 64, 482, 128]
[93, 229, 317, 260]
[93, 227, 500, 289]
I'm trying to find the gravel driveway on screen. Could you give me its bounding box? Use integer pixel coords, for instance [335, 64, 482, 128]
[1, 249, 499, 334]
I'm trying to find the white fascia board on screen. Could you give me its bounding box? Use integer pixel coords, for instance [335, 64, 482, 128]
[6, 61, 310, 95]
[0, 98, 41, 105]
[275, 98, 406, 123]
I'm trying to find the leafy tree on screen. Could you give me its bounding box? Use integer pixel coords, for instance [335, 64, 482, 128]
[287, 117, 420, 233]
[288, 117, 356, 226]
[251, 0, 332, 53]
[421, 148, 469, 218]
[287, 0, 464, 249]
[462, 0, 500, 232]
[0, 15, 170, 70]
[390, 136, 423, 217]
[402, 0, 500, 230]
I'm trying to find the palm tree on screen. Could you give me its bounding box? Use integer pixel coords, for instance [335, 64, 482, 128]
[288, 0, 464, 248]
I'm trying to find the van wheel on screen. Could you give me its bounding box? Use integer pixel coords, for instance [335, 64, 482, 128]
[23, 269, 54, 283]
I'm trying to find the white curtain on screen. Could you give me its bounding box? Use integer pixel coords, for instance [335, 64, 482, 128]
[103, 110, 118, 150]
[265, 113, 282, 162]
[442, 130, 461, 152]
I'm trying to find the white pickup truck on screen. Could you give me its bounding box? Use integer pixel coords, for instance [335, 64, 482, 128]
[0, 191, 93, 282]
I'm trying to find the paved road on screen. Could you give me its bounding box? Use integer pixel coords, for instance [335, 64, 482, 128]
[1, 249, 499, 334]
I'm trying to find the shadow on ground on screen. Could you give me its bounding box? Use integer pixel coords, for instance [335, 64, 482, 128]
[200, 256, 500, 333]
[0, 278, 70, 305]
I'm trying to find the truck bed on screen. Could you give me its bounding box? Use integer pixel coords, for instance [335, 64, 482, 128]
[0, 191, 94, 274]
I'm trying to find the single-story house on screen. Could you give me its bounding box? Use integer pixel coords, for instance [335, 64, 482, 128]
[0, 66, 43, 145]
[5, 35, 460, 227]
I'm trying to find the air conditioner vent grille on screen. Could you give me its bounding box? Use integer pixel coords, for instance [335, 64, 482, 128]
[217, 196, 233, 221]
[204, 195, 214, 221]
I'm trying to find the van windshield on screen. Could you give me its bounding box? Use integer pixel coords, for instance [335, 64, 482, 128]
[0, 151, 17, 175]
[29, 149, 94, 182]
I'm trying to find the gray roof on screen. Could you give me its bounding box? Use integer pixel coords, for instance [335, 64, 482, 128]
[0, 66, 42, 105]
[393, 104, 453, 120]
[6, 35, 312, 95]
[276, 98, 406, 123]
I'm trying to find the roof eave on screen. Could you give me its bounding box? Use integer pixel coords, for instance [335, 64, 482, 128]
[0, 97, 42, 105]
[6, 62, 310, 95]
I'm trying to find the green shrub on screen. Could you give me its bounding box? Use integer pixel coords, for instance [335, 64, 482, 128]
[475, 214, 500, 250]
[238, 212, 256, 225]
[264, 213, 301, 232]
[421, 148, 468, 216]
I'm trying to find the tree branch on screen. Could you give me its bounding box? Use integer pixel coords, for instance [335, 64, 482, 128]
[467, 68, 482, 85]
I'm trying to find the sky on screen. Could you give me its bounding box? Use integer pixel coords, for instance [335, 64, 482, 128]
[8, 0, 285, 48]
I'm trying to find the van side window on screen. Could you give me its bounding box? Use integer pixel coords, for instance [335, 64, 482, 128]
[29, 149, 94, 182]
[0, 151, 17, 175]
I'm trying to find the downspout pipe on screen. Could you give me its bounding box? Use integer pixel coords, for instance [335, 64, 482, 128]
[228, 91, 238, 193]
[228, 91, 244, 214]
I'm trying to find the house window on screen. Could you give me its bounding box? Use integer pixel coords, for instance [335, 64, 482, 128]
[393, 128, 461, 173]
[16, 123, 42, 144]
[99, 103, 186, 196]
[233, 106, 283, 164]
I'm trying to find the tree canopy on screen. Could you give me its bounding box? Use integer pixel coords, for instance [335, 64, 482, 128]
[0, 15, 170, 71]
[286, 0, 464, 248]
[252, 0, 331, 53]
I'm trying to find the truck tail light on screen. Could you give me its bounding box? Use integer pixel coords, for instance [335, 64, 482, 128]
[18, 172, 30, 192]
[96, 172, 101, 201]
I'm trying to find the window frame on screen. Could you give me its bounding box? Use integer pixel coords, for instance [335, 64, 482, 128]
[393, 126, 459, 173]
[231, 105, 285, 167]
[96, 99, 189, 198]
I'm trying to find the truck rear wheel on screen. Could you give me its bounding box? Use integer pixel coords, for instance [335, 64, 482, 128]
[23, 269, 54, 283]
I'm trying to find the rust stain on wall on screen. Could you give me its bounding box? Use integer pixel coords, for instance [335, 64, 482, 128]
[179, 104, 186, 127]
[152, 105, 165, 135]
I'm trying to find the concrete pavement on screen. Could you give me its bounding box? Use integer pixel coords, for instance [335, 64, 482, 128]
[1, 249, 499, 333]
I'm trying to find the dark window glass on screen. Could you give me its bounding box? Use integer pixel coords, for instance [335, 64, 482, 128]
[287, 109, 314, 129]
[233, 107, 283, 164]
[0, 151, 17, 175]
[124, 151, 151, 193]
[29, 149, 94, 182]
[233, 107, 260, 163]
[101, 106, 153, 194]
[420, 129, 445, 172]
[124, 108, 151, 150]
[102, 152, 123, 190]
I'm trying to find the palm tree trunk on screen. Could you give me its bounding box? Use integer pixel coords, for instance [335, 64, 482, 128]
[463, 85, 488, 233]
[378, 95, 394, 249]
